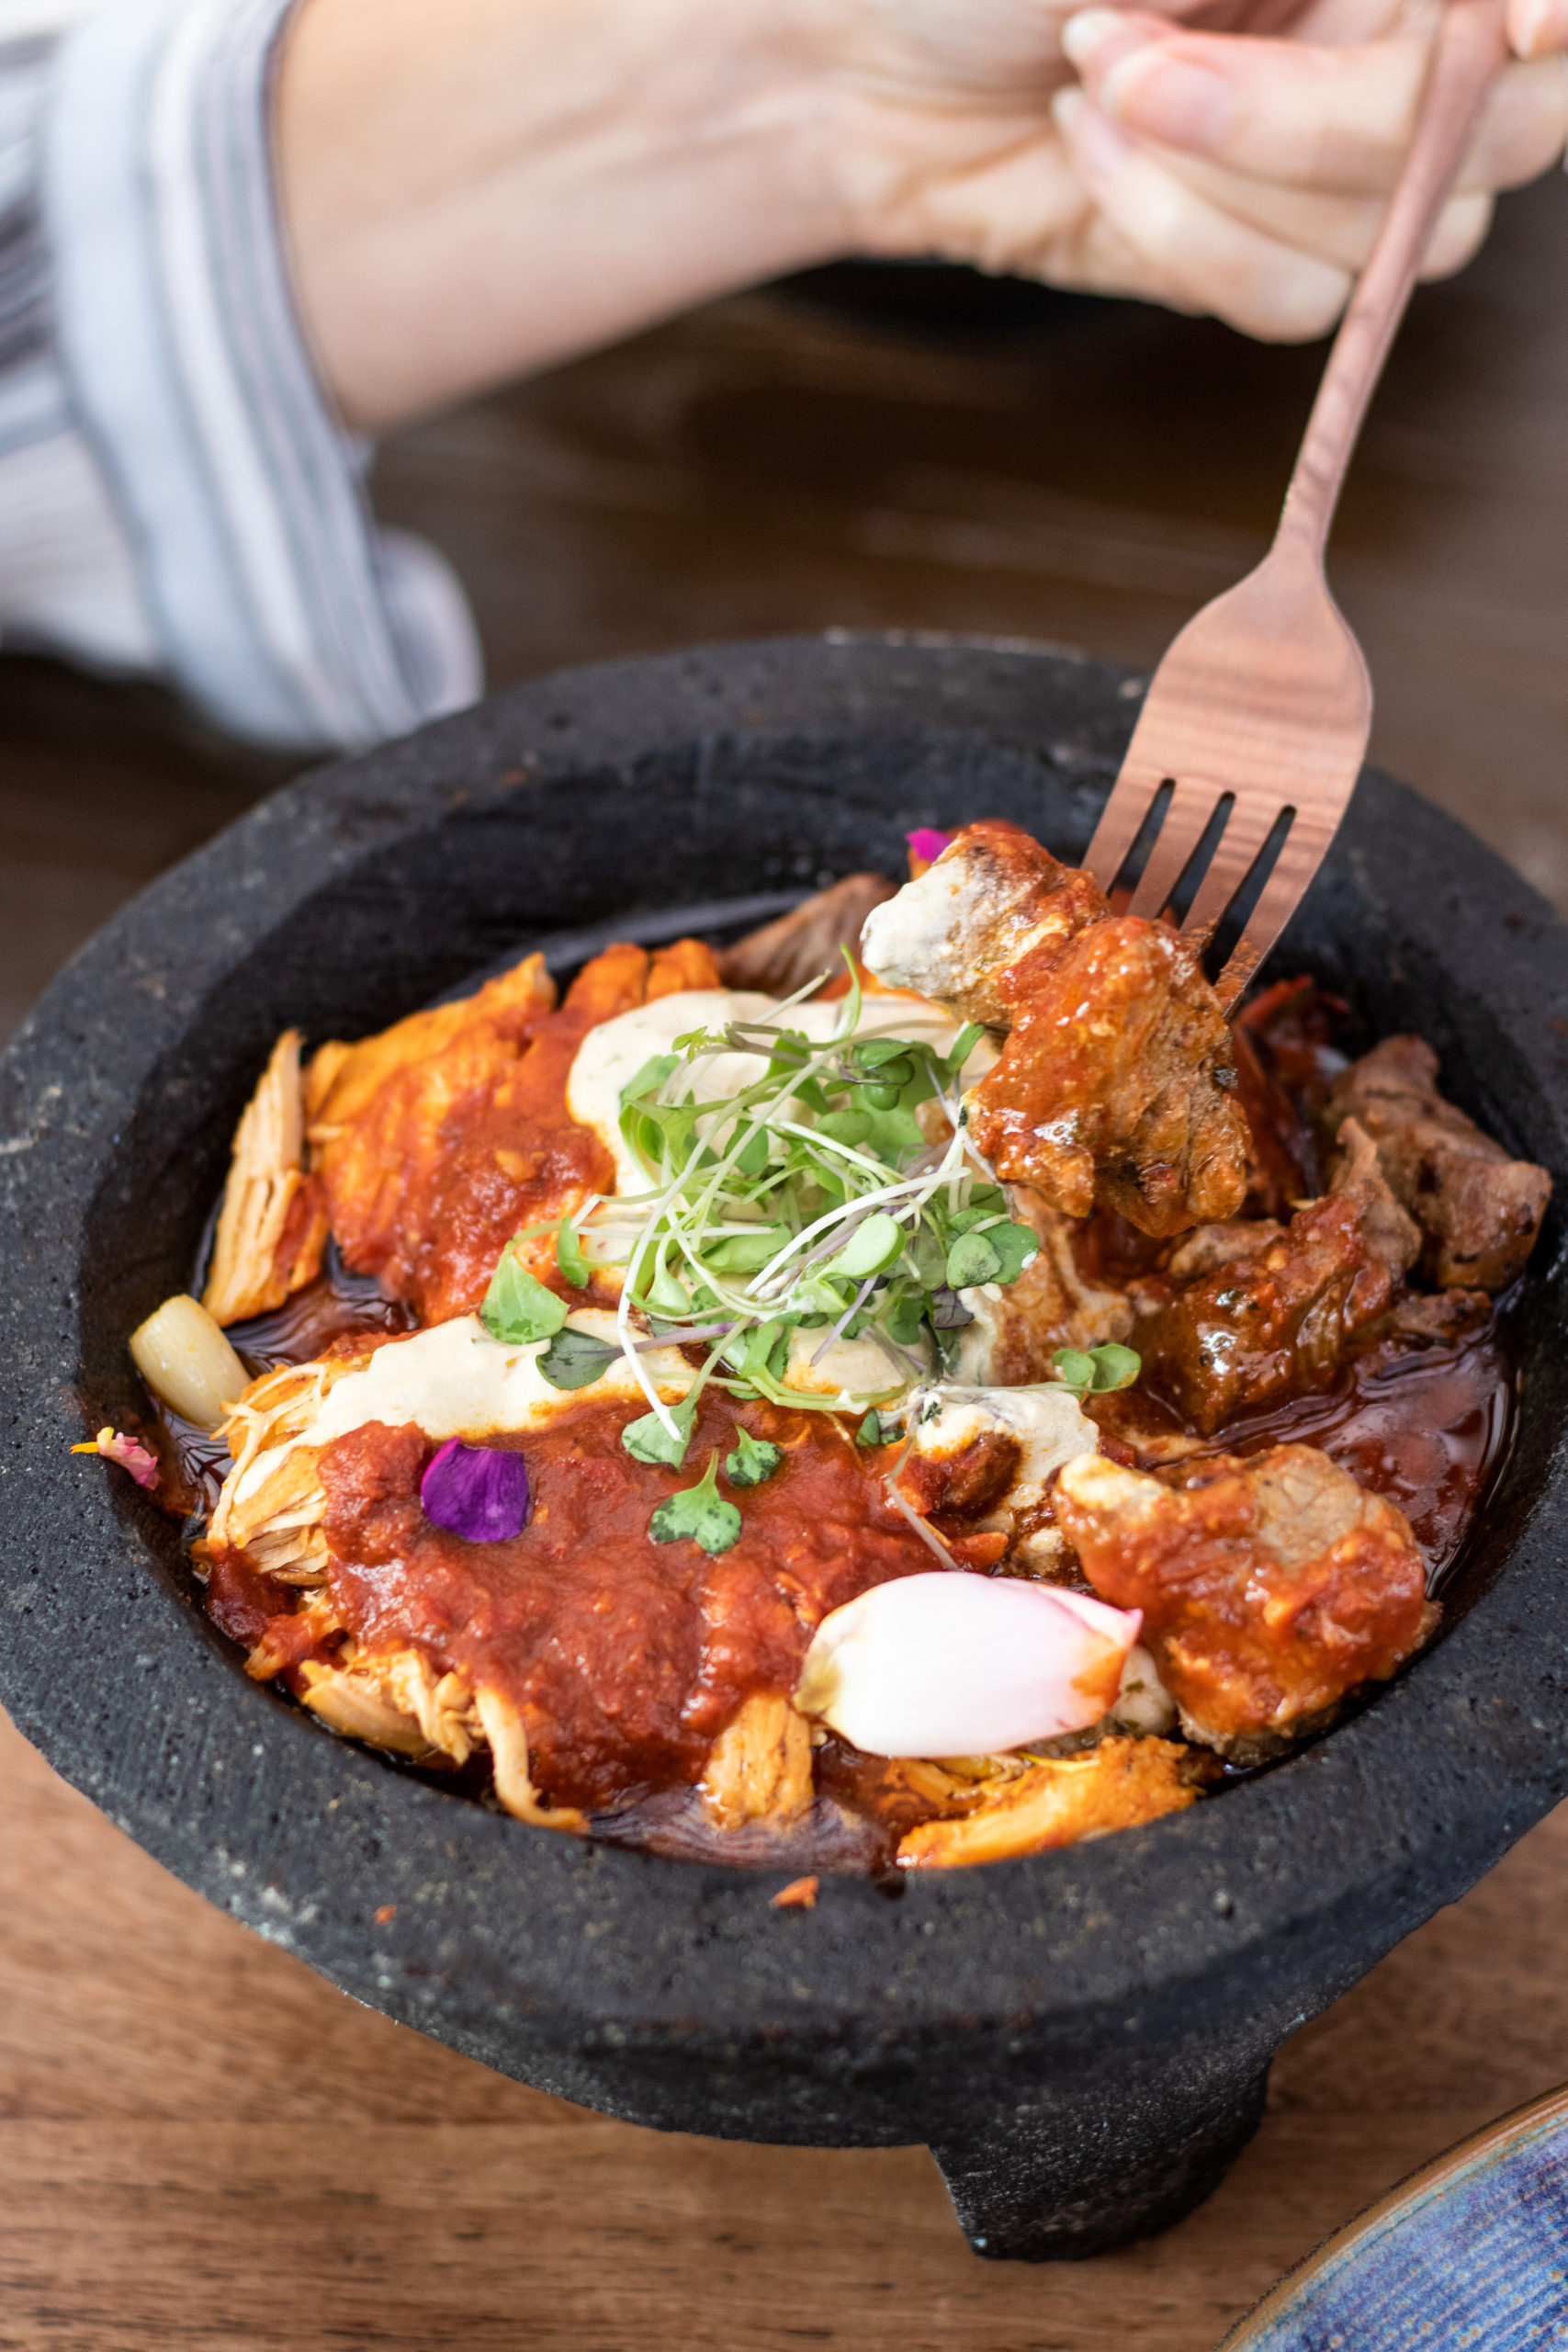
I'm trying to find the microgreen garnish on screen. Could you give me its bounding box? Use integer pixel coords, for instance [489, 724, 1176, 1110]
[943, 1021, 984, 1074]
[944, 1219, 1038, 1290]
[725, 1430, 782, 1487]
[854, 1409, 886, 1449]
[622, 1399, 696, 1469]
[823, 1211, 905, 1281]
[482, 976, 1039, 1445]
[537, 1327, 619, 1390]
[481, 1249, 568, 1345]
[1053, 1343, 1142, 1396]
[648, 1453, 743, 1555]
[555, 1216, 591, 1289]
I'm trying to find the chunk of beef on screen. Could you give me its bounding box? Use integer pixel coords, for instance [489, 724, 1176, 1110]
[965, 915, 1252, 1236]
[1162, 1217, 1285, 1282]
[716, 874, 897, 998]
[861, 820, 1252, 1236]
[1371, 1289, 1492, 1346]
[859, 818, 1107, 1027]
[1132, 1119, 1419, 1433]
[1055, 1443, 1432, 1752]
[1327, 1035, 1550, 1290]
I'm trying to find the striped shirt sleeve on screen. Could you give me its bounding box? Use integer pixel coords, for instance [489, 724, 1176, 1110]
[0, 0, 481, 752]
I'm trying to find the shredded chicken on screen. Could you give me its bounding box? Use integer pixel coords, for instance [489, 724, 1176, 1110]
[472, 1684, 588, 1833]
[306, 940, 721, 1322]
[897, 1736, 1198, 1867]
[210, 1351, 374, 1568]
[716, 874, 897, 998]
[382, 1650, 483, 1766]
[1327, 1034, 1550, 1291]
[701, 1691, 815, 1829]
[298, 1657, 435, 1756]
[202, 1030, 328, 1326]
[291, 1649, 585, 1830]
[209, 1348, 593, 1829]
[1055, 1445, 1432, 1754]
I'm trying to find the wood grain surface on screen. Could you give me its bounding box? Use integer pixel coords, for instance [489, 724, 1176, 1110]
[6, 1710, 1568, 2351]
[3, 167, 1568, 2352]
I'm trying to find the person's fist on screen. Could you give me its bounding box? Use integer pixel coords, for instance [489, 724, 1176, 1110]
[822, 0, 1568, 337]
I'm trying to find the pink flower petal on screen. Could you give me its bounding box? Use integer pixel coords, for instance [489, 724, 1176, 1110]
[80, 1427, 160, 1489]
[795, 1570, 1142, 1756]
[906, 828, 955, 875]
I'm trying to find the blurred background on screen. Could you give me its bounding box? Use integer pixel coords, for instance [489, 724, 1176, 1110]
[4, 166, 1562, 1048]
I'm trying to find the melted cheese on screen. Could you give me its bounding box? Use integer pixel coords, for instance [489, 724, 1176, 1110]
[860, 855, 1004, 1014]
[909, 1383, 1099, 1511]
[783, 1326, 905, 1401]
[230, 1311, 693, 1509]
[310, 1310, 691, 1444]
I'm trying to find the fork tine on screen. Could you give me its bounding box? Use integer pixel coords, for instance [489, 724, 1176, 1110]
[1125, 783, 1232, 921]
[1083, 763, 1169, 896]
[1213, 814, 1335, 1011]
[1178, 798, 1285, 949]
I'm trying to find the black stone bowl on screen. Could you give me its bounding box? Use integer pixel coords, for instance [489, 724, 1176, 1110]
[4, 635, 1568, 2263]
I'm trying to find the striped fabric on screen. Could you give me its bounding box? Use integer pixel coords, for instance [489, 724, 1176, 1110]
[0, 0, 481, 749]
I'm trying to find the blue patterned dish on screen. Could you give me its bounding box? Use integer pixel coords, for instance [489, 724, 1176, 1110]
[1224, 2084, 1568, 2350]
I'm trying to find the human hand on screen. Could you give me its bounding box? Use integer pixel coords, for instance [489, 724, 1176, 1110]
[279, 0, 1568, 437]
[823, 0, 1568, 337]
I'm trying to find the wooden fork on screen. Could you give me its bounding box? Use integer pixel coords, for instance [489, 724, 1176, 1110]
[1083, 0, 1510, 1011]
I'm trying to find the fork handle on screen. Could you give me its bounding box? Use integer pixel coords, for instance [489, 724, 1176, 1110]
[1276, 0, 1509, 562]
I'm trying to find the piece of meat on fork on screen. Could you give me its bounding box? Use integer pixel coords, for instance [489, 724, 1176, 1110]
[861, 819, 1251, 1238]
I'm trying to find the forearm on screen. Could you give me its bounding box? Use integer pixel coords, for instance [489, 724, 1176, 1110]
[276, 0, 852, 433]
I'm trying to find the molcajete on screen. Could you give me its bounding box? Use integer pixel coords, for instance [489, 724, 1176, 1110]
[3, 632, 1566, 2260]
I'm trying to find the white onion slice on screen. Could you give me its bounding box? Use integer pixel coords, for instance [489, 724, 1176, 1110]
[130, 1294, 249, 1433]
[794, 1572, 1141, 1758]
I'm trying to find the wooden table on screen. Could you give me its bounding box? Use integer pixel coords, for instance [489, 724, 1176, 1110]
[4, 168, 1568, 2352]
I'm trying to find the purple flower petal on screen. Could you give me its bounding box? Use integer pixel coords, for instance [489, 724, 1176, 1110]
[907, 829, 953, 870]
[421, 1440, 530, 1542]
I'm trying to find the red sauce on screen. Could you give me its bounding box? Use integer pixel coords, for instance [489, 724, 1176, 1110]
[205, 1548, 323, 1662]
[314, 1392, 940, 1814]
